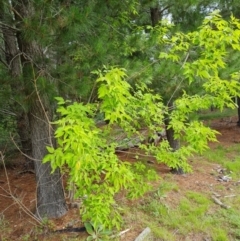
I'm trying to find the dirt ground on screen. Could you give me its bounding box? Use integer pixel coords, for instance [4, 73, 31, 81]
[0, 116, 240, 241]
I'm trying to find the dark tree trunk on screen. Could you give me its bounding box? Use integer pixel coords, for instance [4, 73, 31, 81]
[0, 8, 33, 167]
[29, 98, 67, 218]
[150, 5, 173, 27]
[237, 96, 240, 127]
[150, 7, 160, 27]
[164, 102, 184, 174]
[164, 118, 180, 151]
[16, 113, 33, 169]
[12, 0, 67, 218]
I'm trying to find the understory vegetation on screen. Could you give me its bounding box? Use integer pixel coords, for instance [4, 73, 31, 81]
[1, 111, 240, 241]
[1, 1, 240, 240]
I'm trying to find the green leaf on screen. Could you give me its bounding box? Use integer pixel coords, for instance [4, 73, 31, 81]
[55, 97, 65, 105]
[46, 146, 55, 154]
[85, 222, 94, 235]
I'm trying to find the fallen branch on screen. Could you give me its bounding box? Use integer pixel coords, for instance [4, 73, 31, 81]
[223, 194, 236, 198]
[211, 195, 230, 209]
[18, 170, 35, 175]
[212, 192, 221, 197]
[110, 228, 131, 239]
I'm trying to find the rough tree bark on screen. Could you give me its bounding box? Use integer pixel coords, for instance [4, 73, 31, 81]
[237, 96, 240, 127]
[164, 102, 184, 174]
[150, 4, 173, 27]
[150, 7, 160, 27]
[0, 5, 32, 168]
[11, 0, 67, 218]
[28, 97, 67, 218]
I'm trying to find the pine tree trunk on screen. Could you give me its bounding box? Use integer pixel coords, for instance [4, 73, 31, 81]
[237, 97, 240, 127]
[12, 0, 67, 218]
[29, 98, 67, 218]
[0, 6, 33, 167]
[164, 102, 184, 174]
[16, 113, 33, 169]
[150, 7, 160, 27]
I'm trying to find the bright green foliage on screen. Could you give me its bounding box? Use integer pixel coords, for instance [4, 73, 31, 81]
[85, 222, 112, 241]
[155, 12, 240, 150]
[147, 11, 240, 107]
[95, 67, 166, 134]
[44, 12, 240, 229]
[43, 91, 157, 229]
[95, 68, 193, 172]
[95, 67, 133, 125]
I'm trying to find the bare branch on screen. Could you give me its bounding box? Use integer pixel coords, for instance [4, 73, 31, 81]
[0, 151, 42, 225]
[0, 22, 19, 32]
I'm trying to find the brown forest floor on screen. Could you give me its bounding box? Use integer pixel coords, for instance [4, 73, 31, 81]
[0, 116, 240, 241]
